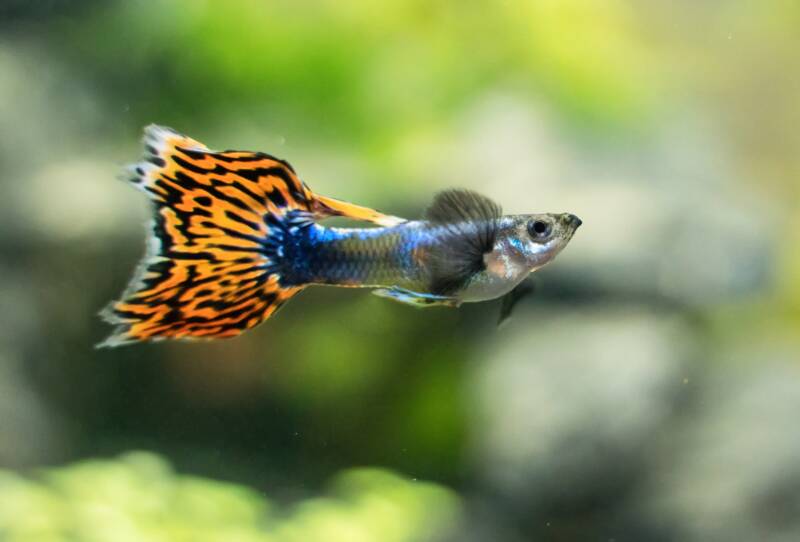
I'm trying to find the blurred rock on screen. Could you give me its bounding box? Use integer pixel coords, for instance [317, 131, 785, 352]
[471, 307, 691, 506]
[641, 355, 800, 542]
[0, 349, 65, 468]
[14, 159, 146, 242]
[0, 43, 140, 244]
[0, 255, 68, 468]
[469, 303, 800, 541]
[468, 305, 694, 541]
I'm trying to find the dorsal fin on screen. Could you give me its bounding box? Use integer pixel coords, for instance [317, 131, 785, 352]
[424, 189, 502, 295]
[425, 189, 502, 224]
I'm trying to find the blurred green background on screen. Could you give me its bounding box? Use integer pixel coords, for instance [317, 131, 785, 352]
[1, 1, 799, 540]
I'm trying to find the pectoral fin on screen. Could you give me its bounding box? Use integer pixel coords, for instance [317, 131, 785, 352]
[372, 287, 461, 308]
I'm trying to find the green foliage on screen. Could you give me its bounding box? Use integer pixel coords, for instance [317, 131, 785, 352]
[55, 0, 660, 144]
[0, 452, 459, 542]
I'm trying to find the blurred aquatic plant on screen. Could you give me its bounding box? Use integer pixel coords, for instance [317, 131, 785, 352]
[54, 0, 661, 144]
[0, 452, 459, 542]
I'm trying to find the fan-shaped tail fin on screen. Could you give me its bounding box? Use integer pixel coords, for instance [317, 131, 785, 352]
[100, 126, 313, 346]
[100, 125, 406, 346]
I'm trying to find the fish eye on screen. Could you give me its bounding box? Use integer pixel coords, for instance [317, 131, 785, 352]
[527, 219, 552, 240]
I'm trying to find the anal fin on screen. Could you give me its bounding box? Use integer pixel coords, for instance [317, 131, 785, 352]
[372, 287, 461, 308]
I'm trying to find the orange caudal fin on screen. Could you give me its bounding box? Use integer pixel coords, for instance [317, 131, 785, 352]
[99, 125, 314, 347]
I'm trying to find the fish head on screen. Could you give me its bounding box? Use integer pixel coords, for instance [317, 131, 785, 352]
[493, 212, 582, 272]
[466, 212, 581, 302]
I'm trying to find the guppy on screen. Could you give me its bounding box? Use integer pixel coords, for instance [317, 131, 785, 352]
[100, 125, 581, 346]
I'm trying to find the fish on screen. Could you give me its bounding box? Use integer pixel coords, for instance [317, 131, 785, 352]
[98, 125, 581, 347]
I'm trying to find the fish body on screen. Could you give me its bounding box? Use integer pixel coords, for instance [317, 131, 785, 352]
[100, 126, 580, 346]
[284, 216, 580, 300]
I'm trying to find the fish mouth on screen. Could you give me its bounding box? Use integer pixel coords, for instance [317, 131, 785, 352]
[558, 213, 582, 236]
[566, 213, 582, 228]
[556, 213, 582, 244]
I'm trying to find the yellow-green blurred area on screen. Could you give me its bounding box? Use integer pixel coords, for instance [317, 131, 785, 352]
[0, 452, 458, 542]
[0, 0, 799, 540]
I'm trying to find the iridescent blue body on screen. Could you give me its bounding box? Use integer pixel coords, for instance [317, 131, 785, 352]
[280, 212, 581, 304]
[283, 221, 438, 290]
